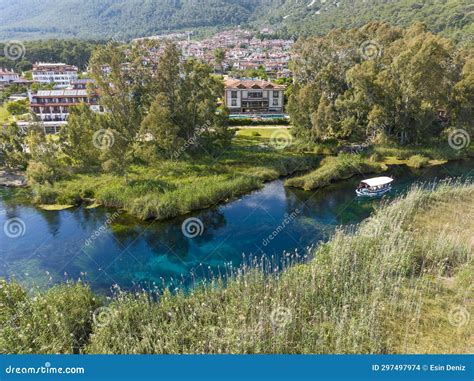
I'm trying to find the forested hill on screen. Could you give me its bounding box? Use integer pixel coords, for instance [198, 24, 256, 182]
[0, 0, 267, 40]
[264, 0, 473, 45]
[0, 0, 472, 43]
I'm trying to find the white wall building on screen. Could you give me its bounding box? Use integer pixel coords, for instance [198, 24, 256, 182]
[32, 62, 79, 87]
[0, 68, 20, 84]
[224, 79, 285, 114]
[28, 81, 101, 133]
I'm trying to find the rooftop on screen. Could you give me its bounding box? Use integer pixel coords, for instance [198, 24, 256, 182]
[35, 89, 88, 97]
[361, 177, 394, 187]
[224, 79, 285, 90]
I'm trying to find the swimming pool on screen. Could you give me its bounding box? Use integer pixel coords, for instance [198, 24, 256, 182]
[229, 114, 289, 119]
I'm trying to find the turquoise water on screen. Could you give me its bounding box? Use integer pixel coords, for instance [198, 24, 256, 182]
[1, 160, 472, 294]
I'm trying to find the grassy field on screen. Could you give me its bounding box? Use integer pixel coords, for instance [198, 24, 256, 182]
[235, 127, 290, 138]
[32, 134, 317, 220]
[2, 181, 472, 354]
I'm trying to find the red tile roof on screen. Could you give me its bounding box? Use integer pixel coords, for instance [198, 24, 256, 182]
[224, 79, 285, 90]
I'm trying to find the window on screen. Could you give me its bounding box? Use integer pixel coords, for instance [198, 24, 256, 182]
[248, 92, 263, 98]
[231, 91, 238, 99]
[273, 99, 279, 106]
[231, 100, 237, 107]
[273, 91, 279, 98]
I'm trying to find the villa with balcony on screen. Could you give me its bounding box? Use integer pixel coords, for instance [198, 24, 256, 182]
[224, 79, 285, 115]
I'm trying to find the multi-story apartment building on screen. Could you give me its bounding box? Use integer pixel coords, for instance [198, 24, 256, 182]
[224, 79, 285, 114]
[32, 62, 79, 87]
[28, 81, 101, 133]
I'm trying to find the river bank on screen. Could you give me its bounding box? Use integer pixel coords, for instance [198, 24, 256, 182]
[2, 180, 472, 354]
[0, 169, 27, 187]
[4, 131, 473, 220]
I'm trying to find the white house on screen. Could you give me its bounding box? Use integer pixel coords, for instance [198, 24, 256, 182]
[224, 79, 285, 114]
[0, 68, 20, 84]
[32, 62, 79, 87]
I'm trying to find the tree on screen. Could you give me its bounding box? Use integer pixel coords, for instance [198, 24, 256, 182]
[6, 100, 29, 116]
[141, 44, 232, 158]
[59, 105, 104, 169]
[25, 124, 64, 185]
[0, 123, 29, 169]
[214, 48, 226, 73]
[289, 22, 467, 144]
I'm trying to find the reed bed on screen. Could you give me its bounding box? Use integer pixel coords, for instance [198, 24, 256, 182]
[1, 181, 472, 354]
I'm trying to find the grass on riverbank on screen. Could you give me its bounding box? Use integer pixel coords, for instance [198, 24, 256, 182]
[32, 136, 317, 220]
[285, 153, 386, 190]
[2, 181, 472, 354]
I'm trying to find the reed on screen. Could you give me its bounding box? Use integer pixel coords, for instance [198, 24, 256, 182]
[2, 181, 472, 354]
[285, 153, 385, 190]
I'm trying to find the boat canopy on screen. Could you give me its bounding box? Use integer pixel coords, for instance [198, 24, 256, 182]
[360, 177, 394, 187]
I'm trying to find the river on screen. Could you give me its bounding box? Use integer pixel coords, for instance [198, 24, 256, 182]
[1, 160, 472, 294]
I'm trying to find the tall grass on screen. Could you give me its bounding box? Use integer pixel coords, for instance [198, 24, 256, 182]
[285, 153, 386, 190]
[2, 181, 472, 354]
[31, 139, 317, 220]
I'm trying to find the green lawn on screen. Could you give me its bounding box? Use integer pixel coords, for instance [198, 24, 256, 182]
[235, 127, 290, 139]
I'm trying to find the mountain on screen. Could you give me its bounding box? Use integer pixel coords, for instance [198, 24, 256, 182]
[261, 0, 473, 44]
[0, 0, 270, 40]
[0, 0, 472, 43]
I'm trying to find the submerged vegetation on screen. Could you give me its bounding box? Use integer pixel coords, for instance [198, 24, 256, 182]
[1, 181, 472, 354]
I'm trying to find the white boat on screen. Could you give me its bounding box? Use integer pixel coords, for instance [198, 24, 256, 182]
[356, 176, 394, 197]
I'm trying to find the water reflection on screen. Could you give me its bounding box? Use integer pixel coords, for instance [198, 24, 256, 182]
[1, 160, 472, 294]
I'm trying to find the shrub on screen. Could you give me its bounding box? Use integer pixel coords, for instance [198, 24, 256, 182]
[0, 282, 99, 354]
[407, 154, 430, 169]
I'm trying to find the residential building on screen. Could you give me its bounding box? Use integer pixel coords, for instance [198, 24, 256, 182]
[32, 62, 79, 87]
[0, 68, 20, 84]
[28, 80, 101, 133]
[224, 79, 285, 114]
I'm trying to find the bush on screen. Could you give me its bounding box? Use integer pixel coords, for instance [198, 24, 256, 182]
[407, 154, 430, 169]
[0, 281, 99, 354]
[228, 118, 289, 126]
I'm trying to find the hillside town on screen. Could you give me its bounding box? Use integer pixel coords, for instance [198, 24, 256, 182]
[148, 29, 293, 77]
[0, 29, 291, 133]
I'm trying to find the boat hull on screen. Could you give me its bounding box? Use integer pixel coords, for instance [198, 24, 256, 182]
[356, 186, 391, 197]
